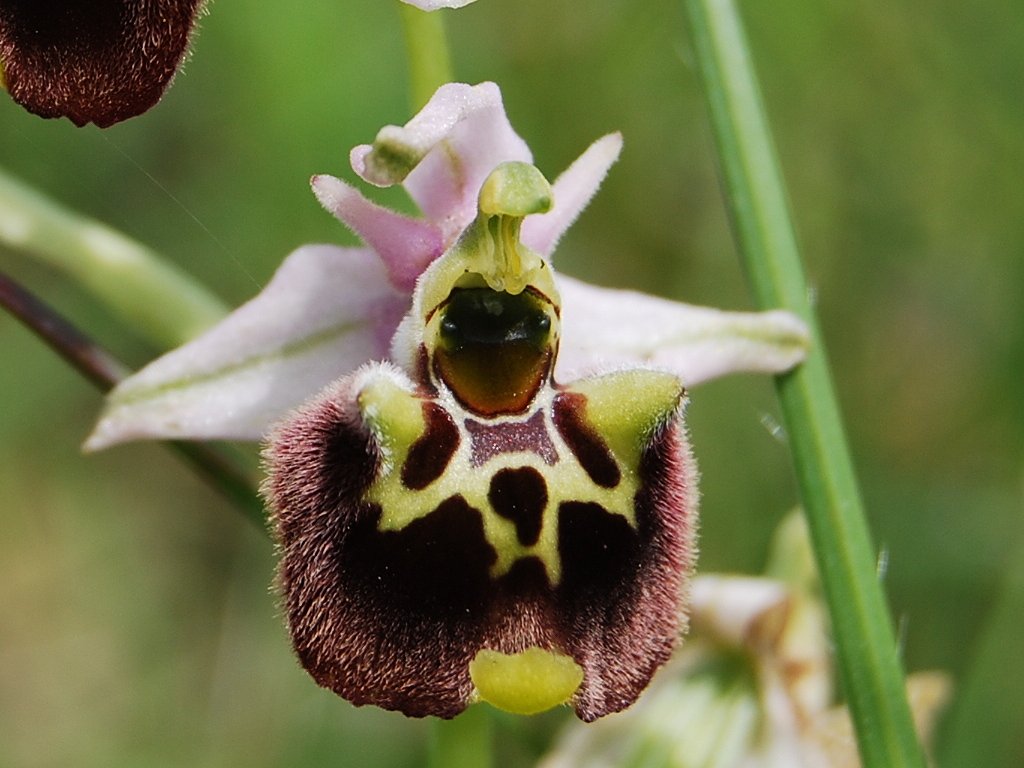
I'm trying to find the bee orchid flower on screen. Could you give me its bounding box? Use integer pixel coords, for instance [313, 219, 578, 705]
[86, 82, 811, 720]
[540, 515, 951, 763]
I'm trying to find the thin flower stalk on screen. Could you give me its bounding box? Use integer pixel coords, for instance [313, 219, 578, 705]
[0, 270, 262, 524]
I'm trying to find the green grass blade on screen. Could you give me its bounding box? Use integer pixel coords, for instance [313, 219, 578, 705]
[681, 0, 926, 764]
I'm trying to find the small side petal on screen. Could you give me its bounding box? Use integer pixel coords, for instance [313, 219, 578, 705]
[555, 276, 810, 386]
[312, 174, 445, 292]
[521, 133, 623, 256]
[85, 245, 407, 449]
[351, 82, 531, 239]
[0, 0, 203, 127]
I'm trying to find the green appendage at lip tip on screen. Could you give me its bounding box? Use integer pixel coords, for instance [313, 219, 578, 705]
[470, 647, 584, 716]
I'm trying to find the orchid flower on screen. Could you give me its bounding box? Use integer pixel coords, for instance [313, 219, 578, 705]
[86, 81, 810, 720]
[541, 515, 951, 765]
[0, 0, 463, 126]
[405, 0, 479, 8]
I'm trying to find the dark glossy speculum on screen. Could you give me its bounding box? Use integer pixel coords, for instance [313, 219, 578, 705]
[433, 287, 557, 416]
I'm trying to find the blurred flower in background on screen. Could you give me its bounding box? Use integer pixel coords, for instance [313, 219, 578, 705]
[540, 514, 951, 768]
[403, 0, 479, 8]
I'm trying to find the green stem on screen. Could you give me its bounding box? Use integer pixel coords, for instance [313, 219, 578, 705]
[397, 7, 484, 764]
[398, 2, 454, 110]
[0, 167, 228, 349]
[169, 441, 265, 528]
[427, 706, 493, 768]
[681, 0, 925, 766]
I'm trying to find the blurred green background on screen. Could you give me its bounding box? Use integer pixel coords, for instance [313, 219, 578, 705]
[1, 0, 1021, 765]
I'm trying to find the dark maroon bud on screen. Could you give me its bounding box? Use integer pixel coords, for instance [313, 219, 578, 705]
[0, 0, 204, 126]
